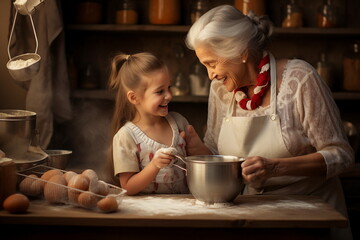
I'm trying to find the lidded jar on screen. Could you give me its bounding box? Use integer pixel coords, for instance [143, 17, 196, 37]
[234, 0, 265, 16]
[317, 0, 338, 28]
[316, 52, 334, 90]
[76, 0, 103, 24]
[282, 0, 303, 28]
[116, 0, 138, 24]
[149, 0, 181, 25]
[191, 0, 211, 24]
[343, 43, 360, 91]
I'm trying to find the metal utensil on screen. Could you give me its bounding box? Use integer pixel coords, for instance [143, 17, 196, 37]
[174, 155, 245, 204]
[6, 6, 41, 82]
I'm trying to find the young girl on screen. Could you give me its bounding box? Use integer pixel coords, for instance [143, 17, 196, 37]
[108, 52, 189, 195]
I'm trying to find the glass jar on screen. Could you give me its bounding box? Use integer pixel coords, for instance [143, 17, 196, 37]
[191, 0, 210, 24]
[189, 60, 210, 96]
[80, 63, 99, 89]
[172, 45, 190, 96]
[234, 0, 265, 16]
[149, 0, 181, 25]
[343, 43, 360, 91]
[282, 0, 303, 28]
[316, 52, 333, 90]
[76, 0, 103, 24]
[116, 0, 138, 24]
[316, 0, 338, 28]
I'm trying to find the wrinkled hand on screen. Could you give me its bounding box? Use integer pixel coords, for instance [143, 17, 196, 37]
[241, 156, 277, 185]
[180, 125, 211, 156]
[151, 147, 177, 169]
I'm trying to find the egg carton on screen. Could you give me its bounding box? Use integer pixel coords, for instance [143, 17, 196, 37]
[16, 164, 127, 212]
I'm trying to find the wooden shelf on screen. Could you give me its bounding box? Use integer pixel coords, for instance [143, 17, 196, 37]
[71, 89, 208, 102]
[72, 89, 360, 101]
[67, 24, 190, 33]
[67, 25, 360, 36]
[332, 92, 360, 100]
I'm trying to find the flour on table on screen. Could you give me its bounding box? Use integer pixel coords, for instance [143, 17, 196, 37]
[120, 196, 319, 216]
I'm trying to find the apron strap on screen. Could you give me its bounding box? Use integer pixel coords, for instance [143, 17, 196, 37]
[269, 53, 277, 117]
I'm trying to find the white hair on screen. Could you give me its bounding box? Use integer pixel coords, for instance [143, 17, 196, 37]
[185, 5, 273, 61]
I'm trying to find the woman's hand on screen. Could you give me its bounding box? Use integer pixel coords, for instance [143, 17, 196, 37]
[241, 156, 278, 185]
[180, 125, 212, 156]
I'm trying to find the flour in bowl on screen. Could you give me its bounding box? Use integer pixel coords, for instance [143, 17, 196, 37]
[8, 58, 37, 69]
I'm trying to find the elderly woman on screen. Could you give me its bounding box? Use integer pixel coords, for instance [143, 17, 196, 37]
[183, 5, 354, 240]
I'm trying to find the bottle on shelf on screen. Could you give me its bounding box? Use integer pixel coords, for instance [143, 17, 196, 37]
[189, 60, 210, 96]
[281, 0, 303, 28]
[149, 0, 181, 25]
[190, 0, 211, 24]
[343, 42, 360, 91]
[316, 0, 339, 28]
[234, 0, 266, 16]
[172, 45, 190, 96]
[75, 0, 103, 24]
[80, 63, 99, 89]
[316, 52, 334, 90]
[115, 0, 138, 25]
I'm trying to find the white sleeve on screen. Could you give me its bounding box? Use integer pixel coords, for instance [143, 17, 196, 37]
[112, 126, 140, 176]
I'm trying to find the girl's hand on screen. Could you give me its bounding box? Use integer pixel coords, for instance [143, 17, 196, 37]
[151, 148, 176, 169]
[241, 156, 277, 185]
[180, 125, 212, 155]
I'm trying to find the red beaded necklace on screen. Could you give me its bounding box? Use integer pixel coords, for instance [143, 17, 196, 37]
[234, 54, 270, 110]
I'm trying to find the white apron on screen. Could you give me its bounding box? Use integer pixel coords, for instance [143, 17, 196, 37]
[217, 54, 351, 239]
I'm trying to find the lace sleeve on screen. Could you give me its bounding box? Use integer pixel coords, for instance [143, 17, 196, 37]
[295, 61, 354, 178]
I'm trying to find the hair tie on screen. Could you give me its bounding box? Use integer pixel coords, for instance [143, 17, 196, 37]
[247, 10, 260, 25]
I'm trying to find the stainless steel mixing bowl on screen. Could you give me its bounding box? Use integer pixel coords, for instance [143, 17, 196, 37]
[175, 155, 245, 204]
[0, 109, 36, 158]
[45, 150, 72, 169]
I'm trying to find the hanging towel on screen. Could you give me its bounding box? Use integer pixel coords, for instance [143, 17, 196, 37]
[8, 0, 72, 149]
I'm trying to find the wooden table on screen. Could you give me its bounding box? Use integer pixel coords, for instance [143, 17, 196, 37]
[0, 194, 348, 240]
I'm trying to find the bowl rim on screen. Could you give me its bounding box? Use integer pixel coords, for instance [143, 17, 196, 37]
[0, 109, 36, 120]
[184, 155, 245, 164]
[6, 53, 41, 70]
[45, 150, 72, 156]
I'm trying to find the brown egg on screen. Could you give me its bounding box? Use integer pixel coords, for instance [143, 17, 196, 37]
[19, 174, 43, 197]
[40, 169, 63, 188]
[81, 169, 98, 182]
[89, 179, 109, 196]
[63, 171, 77, 184]
[78, 192, 99, 209]
[44, 174, 67, 204]
[97, 196, 118, 213]
[3, 193, 30, 213]
[67, 174, 89, 204]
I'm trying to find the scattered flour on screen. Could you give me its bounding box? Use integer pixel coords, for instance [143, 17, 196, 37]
[120, 195, 319, 216]
[8, 58, 37, 69]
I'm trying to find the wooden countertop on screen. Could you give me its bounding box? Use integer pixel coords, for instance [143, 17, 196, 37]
[0, 194, 347, 229]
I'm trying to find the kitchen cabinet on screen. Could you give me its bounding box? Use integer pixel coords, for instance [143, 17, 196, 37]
[0, 194, 348, 240]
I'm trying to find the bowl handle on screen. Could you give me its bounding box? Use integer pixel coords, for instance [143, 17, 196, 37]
[173, 155, 187, 175]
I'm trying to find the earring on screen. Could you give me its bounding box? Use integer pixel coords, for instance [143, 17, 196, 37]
[242, 59, 246, 63]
